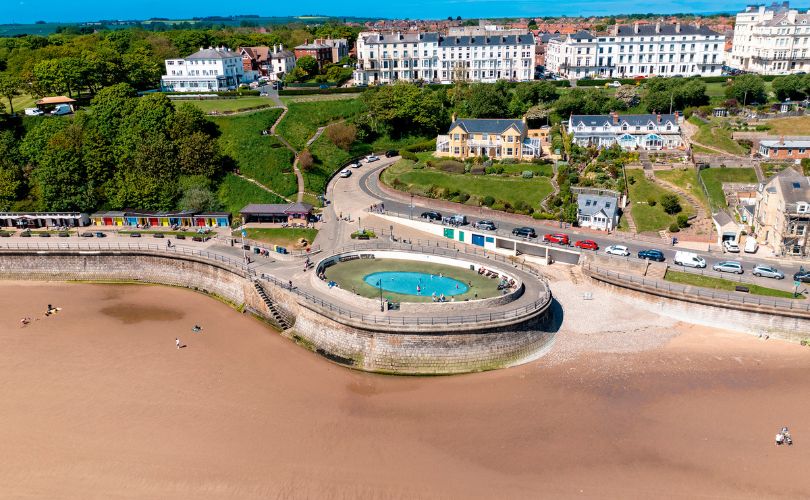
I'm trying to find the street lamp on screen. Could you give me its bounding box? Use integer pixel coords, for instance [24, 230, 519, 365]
[377, 279, 384, 312]
[410, 193, 414, 220]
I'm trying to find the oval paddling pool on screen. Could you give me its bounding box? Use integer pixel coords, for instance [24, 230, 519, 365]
[364, 271, 469, 296]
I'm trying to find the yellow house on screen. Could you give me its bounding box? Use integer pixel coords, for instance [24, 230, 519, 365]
[436, 115, 542, 160]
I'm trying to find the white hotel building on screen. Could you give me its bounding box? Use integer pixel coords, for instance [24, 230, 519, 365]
[353, 31, 535, 84]
[161, 47, 244, 92]
[730, 2, 810, 74]
[545, 23, 725, 79]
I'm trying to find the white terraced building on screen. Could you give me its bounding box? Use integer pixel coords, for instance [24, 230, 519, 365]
[353, 31, 535, 85]
[161, 47, 244, 92]
[730, 2, 810, 74]
[567, 112, 683, 150]
[545, 22, 725, 79]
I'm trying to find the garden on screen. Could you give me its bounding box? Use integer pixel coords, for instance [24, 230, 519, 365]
[625, 169, 694, 233]
[698, 167, 759, 210]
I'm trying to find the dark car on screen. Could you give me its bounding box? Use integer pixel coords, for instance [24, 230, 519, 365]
[81, 232, 94, 238]
[153, 233, 165, 238]
[94, 232, 106, 238]
[638, 249, 665, 262]
[38, 232, 51, 237]
[795, 270, 810, 283]
[421, 211, 442, 221]
[129, 232, 141, 238]
[474, 220, 497, 231]
[512, 226, 537, 238]
[385, 150, 399, 158]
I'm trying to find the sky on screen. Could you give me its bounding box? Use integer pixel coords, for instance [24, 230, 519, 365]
[0, 0, 787, 25]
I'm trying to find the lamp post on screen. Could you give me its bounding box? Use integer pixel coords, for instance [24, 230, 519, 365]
[410, 193, 414, 220]
[377, 279, 384, 312]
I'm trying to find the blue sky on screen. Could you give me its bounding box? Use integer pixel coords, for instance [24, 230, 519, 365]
[1, 0, 770, 25]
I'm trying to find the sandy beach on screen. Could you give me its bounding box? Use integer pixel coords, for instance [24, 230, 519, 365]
[1, 281, 810, 499]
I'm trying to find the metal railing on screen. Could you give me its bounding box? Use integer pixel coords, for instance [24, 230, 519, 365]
[584, 262, 810, 312]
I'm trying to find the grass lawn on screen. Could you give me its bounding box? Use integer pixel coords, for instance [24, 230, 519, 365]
[665, 270, 803, 299]
[382, 159, 554, 210]
[765, 116, 810, 136]
[182, 97, 276, 113]
[655, 168, 710, 210]
[324, 258, 504, 303]
[699, 167, 759, 210]
[210, 109, 297, 197]
[234, 228, 318, 248]
[275, 98, 365, 151]
[499, 163, 554, 177]
[217, 173, 287, 217]
[625, 169, 694, 233]
[8, 93, 37, 114]
[691, 144, 717, 154]
[705, 81, 727, 101]
[689, 116, 748, 155]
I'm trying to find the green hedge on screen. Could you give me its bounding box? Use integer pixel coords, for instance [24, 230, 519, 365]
[575, 78, 639, 87]
[278, 87, 366, 96]
[402, 138, 436, 153]
[160, 89, 261, 97]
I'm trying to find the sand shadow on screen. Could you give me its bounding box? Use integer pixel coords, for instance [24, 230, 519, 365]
[544, 297, 564, 334]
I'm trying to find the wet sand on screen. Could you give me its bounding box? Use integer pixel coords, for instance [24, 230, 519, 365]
[1, 282, 810, 499]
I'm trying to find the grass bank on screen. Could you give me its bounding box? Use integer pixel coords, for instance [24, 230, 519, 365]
[655, 168, 710, 210]
[699, 167, 758, 209]
[275, 98, 364, 151]
[765, 116, 810, 136]
[234, 228, 318, 248]
[183, 97, 276, 113]
[625, 169, 694, 233]
[689, 116, 748, 155]
[665, 269, 802, 299]
[217, 173, 287, 217]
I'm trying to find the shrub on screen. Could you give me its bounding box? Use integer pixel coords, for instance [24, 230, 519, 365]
[482, 195, 495, 207]
[299, 150, 314, 172]
[325, 123, 357, 151]
[668, 222, 680, 233]
[456, 192, 470, 203]
[400, 150, 418, 161]
[660, 194, 682, 214]
[647, 197, 657, 206]
[628, 176, 636, 185]
[501, 158, 516, 165]
[436, 160, 465, 173]
[402, 139, 437, 153]
[677, 214, 690, 228]
[485, 165, 505, 174]
[522, 170, 534, 178]
[491, 201, 506, 211]
[532, 211, 556, 220]
[755, 124, 771, 131]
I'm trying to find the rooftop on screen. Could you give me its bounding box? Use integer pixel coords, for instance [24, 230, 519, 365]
[240, 203, 314, 215]
[36, 96, 76, 105]
[186, 47, 238, 60]
[449, 118, 526, 135]
[577, 194, 618, 219]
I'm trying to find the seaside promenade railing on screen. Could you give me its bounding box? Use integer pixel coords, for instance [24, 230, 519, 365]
[2, 239, 554, 328]
[584, 262, 810, 313]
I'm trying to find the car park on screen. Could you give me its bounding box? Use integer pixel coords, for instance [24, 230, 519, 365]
[512, 227, 537, 238]
[339, 169, 352, 178]
[473, 220, 497, 230]
[605, 244, 630, 256]
[638, 249, 665, 261]
[674, 251, 707, 268]
[713, 261, 744, 274]
[543, 233, 569, 245]
[574, 239, 598, 250]
[443, 214, 467, 226]
[366, 154, 380, 162]
[794, 270, 810, 283]
[385, 150, 398, 158]
[752, 265, 784, 279]
[723, 240, 740, 253]
[421, 211, 442, 221]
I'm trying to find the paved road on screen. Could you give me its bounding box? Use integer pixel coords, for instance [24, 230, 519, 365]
[355, 162, 809, 293]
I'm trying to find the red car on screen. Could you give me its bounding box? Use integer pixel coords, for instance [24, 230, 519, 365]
[575, 239, 598, 250]
[543, 233, 569, 245]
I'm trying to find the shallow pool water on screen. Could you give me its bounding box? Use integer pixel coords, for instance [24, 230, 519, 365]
[363, 271, 469, 296]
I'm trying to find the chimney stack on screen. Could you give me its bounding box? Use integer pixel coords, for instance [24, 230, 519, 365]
[655, 22, 661, 33]
[674, 111, 680, 121]
[612, 111, 618, 125]
[634, 22, 639, 34]
[675, 22, 681, 33]
[657, 113, 661, 123]
[780, 135, 785, 145]
[452, 112, 458, 122]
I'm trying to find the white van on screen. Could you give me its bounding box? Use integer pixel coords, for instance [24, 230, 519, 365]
[744, 237, 759, 254]
[674, 251, 707, 268]
[51, 104, 72, 116]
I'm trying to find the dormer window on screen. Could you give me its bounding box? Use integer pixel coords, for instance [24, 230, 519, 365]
[622, 123, 628, 131]
[603, 123, 610, 130]
[666, 124, 672, 130]
[578, 124, 584, 131]
[648, 123, 654, 130]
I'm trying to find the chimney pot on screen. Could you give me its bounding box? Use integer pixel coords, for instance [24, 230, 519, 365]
[634, 22, 639, 34]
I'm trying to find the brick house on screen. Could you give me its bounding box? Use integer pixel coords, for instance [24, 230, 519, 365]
[294, 41, 333, 70]
[758, 137, 810, 160]
[313, 37, 349, 63]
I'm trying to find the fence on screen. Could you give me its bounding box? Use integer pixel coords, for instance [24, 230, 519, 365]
[584, 262, 810, 313]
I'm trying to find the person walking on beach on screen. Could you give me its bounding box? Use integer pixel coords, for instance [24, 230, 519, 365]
[176, 338, 181, 349]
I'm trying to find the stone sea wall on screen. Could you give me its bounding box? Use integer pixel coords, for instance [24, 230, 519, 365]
[0, 250, 557, 375]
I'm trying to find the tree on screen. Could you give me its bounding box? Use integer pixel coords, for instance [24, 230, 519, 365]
[771, 74, 806, 101]
[325, 122, 357, 150]
[0, 130, 23, 210]
[179, 186, 220, 212]
[642, 77, 708, 112]
[360, 82, 447, 136]
[90, 83, 138, 139]
[176, 132, 222, 178]
[296, 55, 319, 77]
[111, 132, 179, 210]
[0, 73, 23, 115]
[284, 66, 308, 83]
[614, 85, 640, 107]
[464, 83, 509, 118]
[660, 193, 682, 214]
[33, 121, 97, 211]
[171, 102, 214, 139]
[298, 149, 314, 172]
[725, 74, 766, 105]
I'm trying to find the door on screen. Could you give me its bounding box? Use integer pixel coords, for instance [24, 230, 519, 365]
[472, 234, 485, 247]
[149, 218, 159, 226]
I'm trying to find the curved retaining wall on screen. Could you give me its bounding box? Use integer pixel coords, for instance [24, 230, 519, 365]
[0, 249, 556, 375]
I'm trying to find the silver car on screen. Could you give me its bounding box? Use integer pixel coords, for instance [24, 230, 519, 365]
[752, 264, 784, 279]
[712, 261, 744, 274]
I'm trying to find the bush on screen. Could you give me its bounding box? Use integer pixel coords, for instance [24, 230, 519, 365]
[278, 87, 366, 96]
[456, 192, 470, 203]
[485, 165, 505, 174]
[400, 150, 418, 161]
[402, 139, 437, 153]
[299, 150, 314, 172]
[677, 214, 690, 228]
[669, 222, 681, 233]
[660, 194, 682, 214]
[647, 197, 657, 206]
[482, 195, 495, 207]
[325, 123, 357, 151]
[532, 211, 556, 220]
[522, 170, 534, 178]
[436, 160, 465, 173]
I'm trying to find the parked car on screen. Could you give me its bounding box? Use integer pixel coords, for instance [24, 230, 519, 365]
[129, 232, 141, 238]
[473, 220, 497, 231]
[752, 265, 784, 279]
[339, 169, 352, 178]
[385, 150, 398, 158]
[421, 211, 442, 221]
[443, 214, 467, 226]
[606, 81, 622, 88]
[318, 84, 329, 89]
[366, 154, 380, 162]
[713, 261, 744, 274]
[674, 251, 707, 268]
[348, 162, 361, 169]
[723, 240, 740, 253]
[94, 232, 106, 238]
[744, 237, 759, 254]
[574, 239, 599, 250]
[605, 244, 630, 257]
[512, 226, 537, 238]
[638, 249, 665, 262]
[543, 233, 569, 245]
[153, 233, 165, 238]
[38, 232, 50, 237]
[794, 270, 810, 283]
[81, 232, 94, 238]
[24, 107, 44, 116]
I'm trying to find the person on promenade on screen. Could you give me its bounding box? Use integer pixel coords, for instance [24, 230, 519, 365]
[176, 338, 181, 349]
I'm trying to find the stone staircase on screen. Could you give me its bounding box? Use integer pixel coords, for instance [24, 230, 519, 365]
[253, 281, 293, 330]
